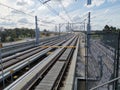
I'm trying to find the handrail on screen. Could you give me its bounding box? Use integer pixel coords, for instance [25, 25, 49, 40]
[90, 76, 120, 90]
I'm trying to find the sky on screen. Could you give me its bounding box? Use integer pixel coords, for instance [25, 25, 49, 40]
[0, 0, 120, 31]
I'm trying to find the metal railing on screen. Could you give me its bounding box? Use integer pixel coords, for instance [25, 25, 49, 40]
[90, 76, 120, 90]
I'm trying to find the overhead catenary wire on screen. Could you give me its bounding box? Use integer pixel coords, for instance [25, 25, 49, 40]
[0, 1, 70, 27]
[38, 0, 69, 22]
[0, 3, 34, 17]
[0, 2, 42, 21]
[0, 18, 31, 25]
[43, 0, 51, 4]
[0, 17, 12, 21]
[59, 0, 73, 23]
[0, 16, 51, 28]
[0, 5, 41, 26]
[0, 1, 69, 26]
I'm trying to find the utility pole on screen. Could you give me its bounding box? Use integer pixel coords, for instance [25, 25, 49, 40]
[0, 37, 5, 88]
[35, 16, 39, 45]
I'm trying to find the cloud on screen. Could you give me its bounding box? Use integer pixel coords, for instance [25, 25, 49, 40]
[0, 21, 16, 26]
[85, 0, 118, 8]
[16, 0, 35, 6]
[38, 5, 47, 11]
[104, 9, 110, 14]
[61, 0, 73, 7]
[72, 15, 81, 22]
[108, 0, 117, 2]
[11, 10, 25, 15]
[18, 18, 29, 23]
[46, 0, 73, 8]
[16, 0, 27, 6]
[41, 20, 55, 24]
[0, 0, 119, 30]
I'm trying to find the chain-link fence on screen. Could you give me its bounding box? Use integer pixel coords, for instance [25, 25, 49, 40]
[86, 31, 120, 90]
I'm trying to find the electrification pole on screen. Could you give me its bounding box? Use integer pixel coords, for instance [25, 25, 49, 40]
[59, 24, 60, 38]
[68, 22, 69, 32]
[85, 12, 91, 90]
[35, 16, 39, 45]
[55, 25, 57, 34]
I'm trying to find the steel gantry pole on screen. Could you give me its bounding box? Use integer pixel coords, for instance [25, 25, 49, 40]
[59, 24, 61, 38]
[35, 16, 39, 46]
[85, 12, 91, 90]
[68, 22, 70, 32]
[55, 25, 57, 35]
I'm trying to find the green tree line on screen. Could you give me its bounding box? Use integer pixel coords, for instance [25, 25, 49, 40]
[90, 25, 120, 49]
[102, 25, 120, 48]
[0, 28, 35, 42]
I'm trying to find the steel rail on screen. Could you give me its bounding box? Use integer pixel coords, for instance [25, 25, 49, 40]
[64, 35, 79, 90]
[0, 36, 71, 82]
[4, 36, 76, 90]
[1, 34, 69, 57]
[55, 37, 78, 90]
[1, 37, 64, 63]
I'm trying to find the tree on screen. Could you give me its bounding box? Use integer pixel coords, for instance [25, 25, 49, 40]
[102, 25, 119, 48]
[103, 25, 110, 31]
[0, 28, 35, 42]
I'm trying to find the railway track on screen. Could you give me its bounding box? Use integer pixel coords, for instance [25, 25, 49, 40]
[90, 40, 114, 73]
[4, 34, 79, 90]
[1, 34, 69, 58]
[0, 37, 67, 70]
[1, 36, 67, 64]
[0, 34, 74, 89]
[89, 40, 115, 87]
[83, 39, 115, 89]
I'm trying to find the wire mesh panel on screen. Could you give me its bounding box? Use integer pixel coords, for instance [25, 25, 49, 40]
[87, 30, 120, 90]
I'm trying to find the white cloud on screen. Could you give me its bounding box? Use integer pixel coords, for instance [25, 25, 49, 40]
[61, 0, 73, 7]
[85, 0, 118, 8]
[0, 21, 17, 27]
[16, 0, 35, 6]
[108, 0, 117, 2]
[0, 0, 119, 30]
[104, 9, 110, 14]
[18, 18, 29, 23]
[16, 0, 27, 6]
[51, 0, 73, 8]
[90, 4, 120, 30]
[38, 5, 48, 12]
